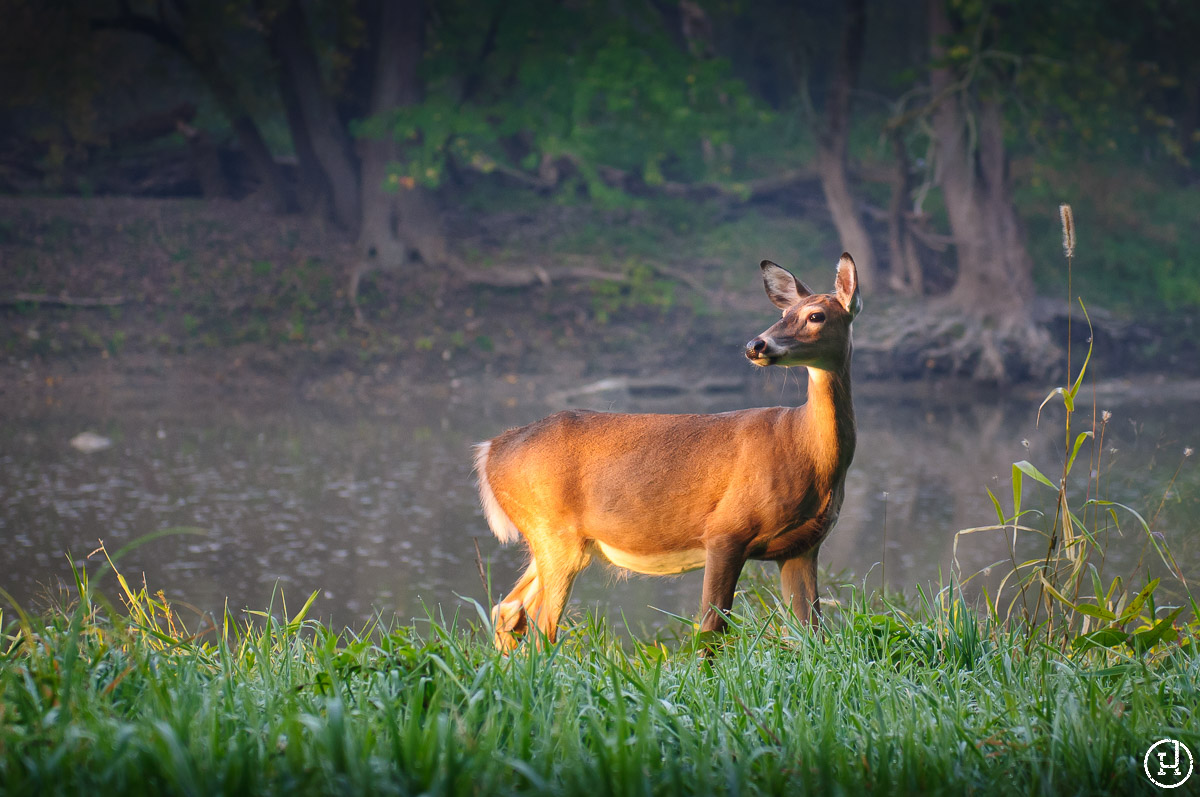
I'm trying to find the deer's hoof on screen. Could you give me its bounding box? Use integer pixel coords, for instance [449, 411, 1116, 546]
[491, 600, 528, 651]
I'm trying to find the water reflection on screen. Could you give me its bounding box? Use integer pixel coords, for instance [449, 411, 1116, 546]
[1, 376, 1195, 633]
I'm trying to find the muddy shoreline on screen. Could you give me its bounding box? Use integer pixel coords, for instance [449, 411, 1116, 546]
[3, 196, 1196, 420]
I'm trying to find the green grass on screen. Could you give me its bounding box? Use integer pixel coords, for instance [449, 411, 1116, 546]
[2, 555, 1197, 796]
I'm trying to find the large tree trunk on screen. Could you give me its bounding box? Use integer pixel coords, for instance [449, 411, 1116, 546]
[885, 129, 923, 295]
[216, 80, 296, 213]
[266, 5, 333, 216]
[815, 0, 878, 292]
[351, 0, 447, 320]
[923, 0, 1054, 380]
[90, 11, 294, 214]
[275, 64, 331, 215]
[268, 0, 362, 229]
[928, 0, 1032, 313]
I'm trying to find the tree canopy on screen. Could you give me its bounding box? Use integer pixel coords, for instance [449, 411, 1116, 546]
[3, 0, 1198, 374]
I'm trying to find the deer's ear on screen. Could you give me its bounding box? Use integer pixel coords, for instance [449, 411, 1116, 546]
[761, 260, 814, 312]
[834, 252, 862, 319]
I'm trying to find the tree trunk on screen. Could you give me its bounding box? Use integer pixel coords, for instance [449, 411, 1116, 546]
[815, 0, 877, 292]
[224, 102, 295, 213]
[178, 121, 230, 198]
[181, 38, 295, 213]
[269, 15, 332, 214]
[352, 0, 447, 319]
[885, 129, 922, 295]
[926, 0, 1053, 380]
[929, 0, 1033, 314]
[268, 0, 362, 229]
[90, 11, 294, 213]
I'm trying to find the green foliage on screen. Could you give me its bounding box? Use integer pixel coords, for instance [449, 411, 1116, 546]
[927, 0, 1196, 167]
[359, 0, 772, 203]
[590, 261, 674, 324]
[106, 329, 126, 356]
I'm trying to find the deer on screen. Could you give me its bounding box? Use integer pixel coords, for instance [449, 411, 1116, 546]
[474, 253, 861, 650]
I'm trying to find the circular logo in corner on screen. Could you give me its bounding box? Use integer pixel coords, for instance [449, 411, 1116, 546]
[1144, 739, 1193, 789]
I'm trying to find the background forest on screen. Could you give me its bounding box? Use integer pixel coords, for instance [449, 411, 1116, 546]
[2, 0, 1199, 383]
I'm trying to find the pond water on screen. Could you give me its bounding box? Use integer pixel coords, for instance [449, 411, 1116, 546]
[2, 372, 1196, 636]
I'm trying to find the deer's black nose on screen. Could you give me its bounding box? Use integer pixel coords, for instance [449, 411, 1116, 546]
[746, 338, 771, 361]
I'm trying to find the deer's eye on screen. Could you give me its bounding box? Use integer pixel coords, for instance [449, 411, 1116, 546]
[808, 311, 825, 323]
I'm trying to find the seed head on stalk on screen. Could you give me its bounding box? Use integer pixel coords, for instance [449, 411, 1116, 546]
[1059, 204, 1075, 260]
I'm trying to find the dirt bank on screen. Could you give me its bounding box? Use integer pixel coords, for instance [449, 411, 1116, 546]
[2, 196, 1189, 413]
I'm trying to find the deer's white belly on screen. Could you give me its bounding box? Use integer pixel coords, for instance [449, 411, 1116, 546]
[596, 542, 707, 576]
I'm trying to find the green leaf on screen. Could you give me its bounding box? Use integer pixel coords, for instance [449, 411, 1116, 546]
[1065, 430, 1094, 475]
[1066, 505, 1099, 547]
[1117, 578, 1160, 625]
[1066, 300, 1094, 401]
[986, 487, 1005, 525]
[1014, 460, 1056, 490]
[1011, 463, 1023, 517]
[1074, 603, 1117, 622]
[1087, 565, 1105, 610]
[1083, 664, 1137, 678]
[1130, 607, 1184, 653]
[1104, 574, 1122, 605]
[1038, 386, 1070, 418]
[867, 614, 909, 638]
[1071, 627, 1129, 651]
[285, 589, 322, 632]
[1037, 573, 1077, 609]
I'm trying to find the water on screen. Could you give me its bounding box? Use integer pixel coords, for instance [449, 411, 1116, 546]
[2, 373, 1196, 634]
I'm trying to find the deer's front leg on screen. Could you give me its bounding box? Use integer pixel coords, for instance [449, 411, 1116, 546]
[778, 547, 821, 627]
[699, 541, 747, 634]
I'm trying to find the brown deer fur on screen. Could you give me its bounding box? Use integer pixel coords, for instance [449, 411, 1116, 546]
[475, 254, 861, 650]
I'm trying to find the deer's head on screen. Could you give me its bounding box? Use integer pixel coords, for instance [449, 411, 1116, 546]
[745, 253, 861, 372]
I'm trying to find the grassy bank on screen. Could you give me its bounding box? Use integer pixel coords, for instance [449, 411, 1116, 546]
[2, 555, 1197, 797]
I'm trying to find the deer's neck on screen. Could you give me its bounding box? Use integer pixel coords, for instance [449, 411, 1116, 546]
[797, 364, 856, 476]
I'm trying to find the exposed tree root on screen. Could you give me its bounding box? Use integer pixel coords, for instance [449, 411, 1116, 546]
[858, 300, 1062, 383]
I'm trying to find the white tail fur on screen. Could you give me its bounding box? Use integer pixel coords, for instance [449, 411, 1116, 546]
[473, 442, 520, 544]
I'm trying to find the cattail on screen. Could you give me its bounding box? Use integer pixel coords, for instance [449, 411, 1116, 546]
[1059, 203, 1075, 259]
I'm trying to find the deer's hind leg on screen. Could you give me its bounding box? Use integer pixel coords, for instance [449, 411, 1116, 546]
[492, 563, 539, 651]
[492, 529, 591, 650]
[527, 533, 592, 646]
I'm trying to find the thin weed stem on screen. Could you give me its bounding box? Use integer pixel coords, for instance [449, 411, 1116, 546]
[1148, 449, 1190, 531]
[881, 491, 889, 593]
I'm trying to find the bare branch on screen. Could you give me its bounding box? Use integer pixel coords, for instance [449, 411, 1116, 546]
[450, 263, 626, 289]
[3, 293, 127, 307]
[89, 10, 191, 64]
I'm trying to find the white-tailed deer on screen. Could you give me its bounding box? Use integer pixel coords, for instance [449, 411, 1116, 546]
[475, 253, 861, 649]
